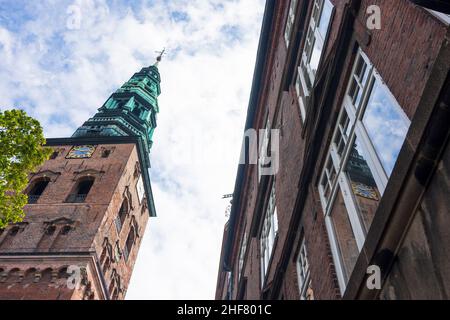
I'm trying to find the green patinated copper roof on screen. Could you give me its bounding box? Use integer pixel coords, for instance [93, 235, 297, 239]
[73, 63, 161, 166]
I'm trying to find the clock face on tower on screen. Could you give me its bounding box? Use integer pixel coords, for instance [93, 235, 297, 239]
[66, 145, 96, 159]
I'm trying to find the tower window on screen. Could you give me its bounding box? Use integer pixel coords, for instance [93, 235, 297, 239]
[124, 226, 135, 262]
[102, 149, 111, 158]
[28, 178, 50, 204]
[66, 177, 95, 203]
[132, 106, 142, 118]
[112, 288, 119, 300]
[115, 199, 128, 233]
[50, 151, 59, 159]
[60, 225, 72, 235]
[58, 267, 69, 279]
[9, 226, 20, 237]
[45, 225, 56, 236]
[102, 257, 111, 274]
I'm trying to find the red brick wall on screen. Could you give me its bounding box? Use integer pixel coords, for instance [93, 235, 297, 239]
[220, 0, 448, 301]
[0, 143, 149, 300]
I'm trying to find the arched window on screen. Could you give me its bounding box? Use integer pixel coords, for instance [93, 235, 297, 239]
[108, 269, 117, 294]
[45, 225, 56, 236]
[102, 257, 110, 274]
[115, 199, 128, 233]
[28, 178, 50, 204]
[58, 267, 69, 279]
[124, 227, 135, 262]
[7, 268, 21, 283]
[9, 226, 20, 237]
[112, 288, 119, 300]
[60, 225, 72, 235]
[101, 149, 111, 158]
[49, 151, 59, 159]
[67, 177, 94, 203]
[100, 247, 107, 264]
[24, 268, 37, 283]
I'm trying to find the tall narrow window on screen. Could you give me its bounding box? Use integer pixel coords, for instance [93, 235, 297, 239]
[66, 177, 94, 203]
[318, 49, 410, 293]
[27, 178, 50, 204]
[115, 199, 128, 233]
[124, 226, 135, 262]
[296, 236, 314, 300]
[49, 151, 59, 159]
[238, 228, 248, 281]
[260, 182, 279, 285]
[296, 0, 333, 122]
[284, 0, 298, 47]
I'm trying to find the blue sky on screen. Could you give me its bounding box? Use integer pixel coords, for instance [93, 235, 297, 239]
[0, 0, 265, 299]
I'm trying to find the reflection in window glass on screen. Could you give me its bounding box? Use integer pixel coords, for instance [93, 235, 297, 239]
[330, 188, 359, 283]
[348, 55, 370, 109]
[284, 0, 298, 47]
[362, 79, 410, 177]
[333, 109, 352, 159]
[318, 0, 333, 36]
[345, 137, 380, 233]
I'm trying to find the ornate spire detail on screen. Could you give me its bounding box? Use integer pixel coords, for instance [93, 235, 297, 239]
[72, 51, 163, 166]
[153, 48, 166, 67]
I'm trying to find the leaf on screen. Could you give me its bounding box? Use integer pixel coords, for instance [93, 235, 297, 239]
[0, 109, 52, 228]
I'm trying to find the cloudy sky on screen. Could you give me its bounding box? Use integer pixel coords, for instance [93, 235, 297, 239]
[0, 0, 265, 299]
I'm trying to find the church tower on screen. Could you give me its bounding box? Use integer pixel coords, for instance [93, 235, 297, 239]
[0, 54, 164, 300]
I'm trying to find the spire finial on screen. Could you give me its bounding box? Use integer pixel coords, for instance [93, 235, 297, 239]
[154, 48, 166, 66]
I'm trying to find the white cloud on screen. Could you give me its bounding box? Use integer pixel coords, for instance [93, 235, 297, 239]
[0, 0, 265, 299]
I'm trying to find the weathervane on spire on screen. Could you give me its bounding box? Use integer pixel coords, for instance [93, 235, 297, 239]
[154, 48, 166, 66]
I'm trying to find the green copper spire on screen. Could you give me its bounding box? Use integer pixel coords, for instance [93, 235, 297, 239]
[73, 55, 163, 167]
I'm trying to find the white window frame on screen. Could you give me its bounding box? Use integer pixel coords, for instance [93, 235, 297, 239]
[318, 48, 410, 294]
[296, 236, 312, 300]
[260, 182, 278, 286]
[238, 230, 248, 281]
[296, 0, 334, 122]
[258, 118, 270, 182]
[284, 0, 299, 48]
[426, 9, 450, 25]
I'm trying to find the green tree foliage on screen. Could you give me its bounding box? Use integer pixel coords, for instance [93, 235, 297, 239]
[0, 109, 52, 228]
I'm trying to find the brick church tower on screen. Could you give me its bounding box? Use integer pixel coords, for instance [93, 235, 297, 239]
[0, 54, 164, 300]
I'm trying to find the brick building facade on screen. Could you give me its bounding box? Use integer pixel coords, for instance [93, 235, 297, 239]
[216, 0, 449, 300]
[0, 58, 163, 299]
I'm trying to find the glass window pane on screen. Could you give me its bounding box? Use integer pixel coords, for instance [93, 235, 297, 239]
[354, 56, 367, 83]
[295, 72, 307, 121]
[362, 79, 410, 177]
[318, 0, 333, 37]
[329, 188, 359, 283]
[312, 0, 321, 23]
[309, 36, 323, 77]
[334, 110, 352, 159]
[345, 137, 380, 233]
